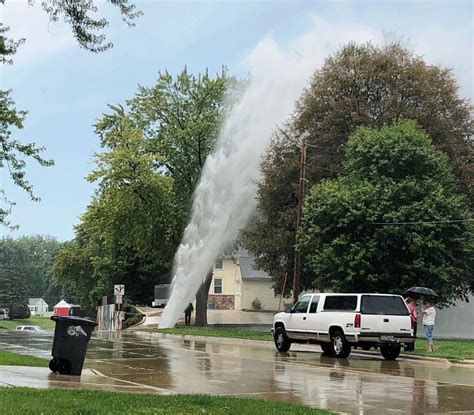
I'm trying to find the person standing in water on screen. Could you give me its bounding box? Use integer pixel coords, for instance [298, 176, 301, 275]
[422, 301, 436, 352]
[184, 303, 193, 326]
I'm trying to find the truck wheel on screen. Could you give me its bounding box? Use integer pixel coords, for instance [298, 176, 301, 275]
[320, 343, 332, 355]
[330, 329, 351, 358]
[274, 327, 291, 352]
[380, 345, 401, 360]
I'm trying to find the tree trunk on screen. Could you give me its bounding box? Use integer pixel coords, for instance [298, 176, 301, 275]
[194, 269, 213, 327]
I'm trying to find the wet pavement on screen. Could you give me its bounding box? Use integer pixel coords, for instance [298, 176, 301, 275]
[135, 307, 274, 328]
[1, 330, 473, 414]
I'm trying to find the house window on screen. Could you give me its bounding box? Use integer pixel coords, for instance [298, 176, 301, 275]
[214, 278, 223, 294]
[215, 258, 223, 269]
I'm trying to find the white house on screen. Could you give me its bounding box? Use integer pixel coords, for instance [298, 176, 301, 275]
[209, 251, 289, 311]
[28, 298, 49, 316]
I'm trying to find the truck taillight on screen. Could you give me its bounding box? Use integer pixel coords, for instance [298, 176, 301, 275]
[354, 314, 361, 328]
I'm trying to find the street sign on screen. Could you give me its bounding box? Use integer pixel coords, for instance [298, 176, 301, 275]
[114, 284, 125, 295]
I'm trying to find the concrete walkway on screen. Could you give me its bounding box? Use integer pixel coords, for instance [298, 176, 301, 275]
[0, 365, 173, 394]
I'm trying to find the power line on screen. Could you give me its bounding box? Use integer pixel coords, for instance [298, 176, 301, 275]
[303, 163, 472, 184]
[371, 218, 473, 226]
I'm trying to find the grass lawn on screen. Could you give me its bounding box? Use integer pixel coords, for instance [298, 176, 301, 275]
[153, 326, 272, 342]
[153, 327, 473, 362]
[0, 388, 333, 415]
[0, 316, 55, 331]
[0, 350, 48, 367]
[411, 339, 474, 362]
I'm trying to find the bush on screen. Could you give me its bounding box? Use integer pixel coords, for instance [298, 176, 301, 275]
[10, 305, 30, 320]
[122, 313, 144, 329]
[251, 298, 262, 310]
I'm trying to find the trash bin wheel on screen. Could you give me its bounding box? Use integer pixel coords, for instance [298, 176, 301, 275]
[49, 358, 58, 372]
[57, 359, 72, 375]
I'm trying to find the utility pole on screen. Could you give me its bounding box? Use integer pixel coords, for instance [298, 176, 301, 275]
[292, 137, 307, 304]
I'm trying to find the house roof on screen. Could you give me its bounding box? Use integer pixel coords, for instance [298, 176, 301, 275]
[29, 298, 48, 306]
[54, 300, 71, 308]
[239, 256, 271, 279]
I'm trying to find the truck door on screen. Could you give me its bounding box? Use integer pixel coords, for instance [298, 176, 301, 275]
[289, 295, 311, 333]
[305, 295, 321, 338]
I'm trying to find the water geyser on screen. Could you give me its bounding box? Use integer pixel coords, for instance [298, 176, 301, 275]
[159, 35, 319, 328]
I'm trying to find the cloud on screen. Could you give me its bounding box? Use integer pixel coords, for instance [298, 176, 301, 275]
[2, 2, 75, 70]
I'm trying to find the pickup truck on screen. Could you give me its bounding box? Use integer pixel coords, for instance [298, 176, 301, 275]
[272, 293, 414, 360]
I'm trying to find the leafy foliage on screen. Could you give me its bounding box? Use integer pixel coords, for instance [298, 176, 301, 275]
[37, 0, 142, 53]
[0, 238, 30, 319]
[0, 236, 70, 312]
[299, 121, 473, 304]
[53, 69, 233, 309]
[244, 42, 473, 293]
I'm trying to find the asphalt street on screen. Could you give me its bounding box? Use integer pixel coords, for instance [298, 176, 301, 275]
[0, 330, 473, 414]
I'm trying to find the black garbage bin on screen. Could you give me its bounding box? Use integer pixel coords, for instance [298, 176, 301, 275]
[49, 315, 97, 376]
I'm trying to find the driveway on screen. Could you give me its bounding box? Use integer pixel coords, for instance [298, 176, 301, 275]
[0, 330, 473, 414]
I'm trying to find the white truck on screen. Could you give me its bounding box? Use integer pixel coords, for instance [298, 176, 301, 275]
[272, 293, 414, 360]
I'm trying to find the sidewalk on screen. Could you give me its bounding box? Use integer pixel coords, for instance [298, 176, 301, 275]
[0, 365, 171, 394]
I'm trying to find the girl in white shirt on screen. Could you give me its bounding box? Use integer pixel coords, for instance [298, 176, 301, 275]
[422, 301, 436, 352]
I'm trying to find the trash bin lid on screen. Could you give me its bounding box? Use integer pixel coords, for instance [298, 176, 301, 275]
[51, 315, 97, 326]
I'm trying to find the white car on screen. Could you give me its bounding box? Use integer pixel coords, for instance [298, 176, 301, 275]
[16, 325, 43, 332]
[272, 293, 414, 360]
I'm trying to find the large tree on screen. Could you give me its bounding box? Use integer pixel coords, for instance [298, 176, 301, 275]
[244, 42, 473, 295]
[299, 121, 473, 304]
[53, 114, 179, 308]
[53, 69, 233, 315]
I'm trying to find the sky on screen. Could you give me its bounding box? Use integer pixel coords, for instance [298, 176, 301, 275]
[1, 0, 473, 241]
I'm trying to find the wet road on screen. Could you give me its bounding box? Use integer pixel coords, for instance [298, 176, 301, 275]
[1, 330, 473, 414]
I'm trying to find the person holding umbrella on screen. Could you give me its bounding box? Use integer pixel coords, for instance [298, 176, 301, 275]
[422, 301, 436, 352]
[406, 287, 438, 353]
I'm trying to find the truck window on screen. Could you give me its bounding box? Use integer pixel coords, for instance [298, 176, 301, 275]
[323, 295, 357, 311]
[361, 295, 409, 316]
[293, 296, 311, 313]
[309, 296, 320, 313]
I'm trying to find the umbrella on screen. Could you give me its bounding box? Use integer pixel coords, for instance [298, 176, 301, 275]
[405, 287, 438, 298]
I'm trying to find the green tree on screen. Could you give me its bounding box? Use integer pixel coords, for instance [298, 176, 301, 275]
[244, 42, 473, 294]
[0, 236, 69, 312]
[127, 69, 234, 325]
[299, 121, 473, 304]
[15, 235, 68, 306]
[53, 115, 179, 308]
[0, 238, 30, 319]
[54, 69, 234, 314]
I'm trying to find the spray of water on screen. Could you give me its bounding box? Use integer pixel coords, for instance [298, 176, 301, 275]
[159, 22, 379, 328]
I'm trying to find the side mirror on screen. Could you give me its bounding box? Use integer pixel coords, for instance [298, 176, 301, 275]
[284, 305, 292, 313]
